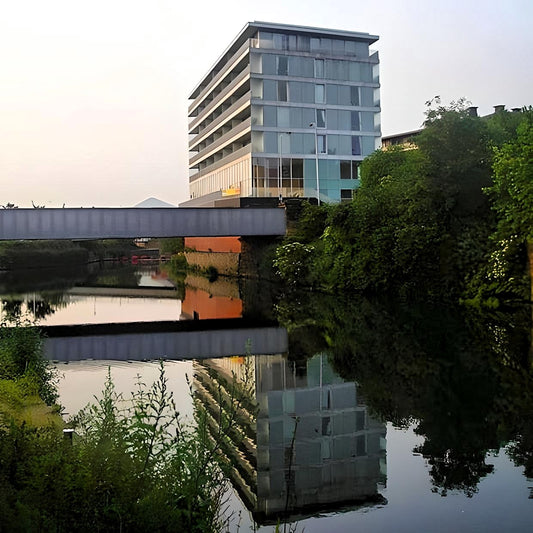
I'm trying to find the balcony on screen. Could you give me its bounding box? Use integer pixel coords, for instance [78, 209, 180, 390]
[189, 39, 252, 115]
[190, 145, 252, 182]
[189, 91, 251, 151]
[189, 118, 252, 168]
[189, 67, 251, 130]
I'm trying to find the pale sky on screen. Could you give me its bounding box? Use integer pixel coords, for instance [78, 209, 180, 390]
[1, 0, 531, 207]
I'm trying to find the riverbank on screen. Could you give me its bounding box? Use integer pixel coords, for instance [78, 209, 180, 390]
[0, 321, 238, 532]
[0, 239, 143, 270]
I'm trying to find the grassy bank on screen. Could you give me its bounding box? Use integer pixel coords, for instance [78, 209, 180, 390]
[0, 321, 244, 532]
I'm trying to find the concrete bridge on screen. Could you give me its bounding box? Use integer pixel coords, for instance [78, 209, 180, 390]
[0, 207, 286, 240]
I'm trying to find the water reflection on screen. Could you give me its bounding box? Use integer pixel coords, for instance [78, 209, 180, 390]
[0, 263, 180, 324]
[195, 353, 387, 525]
[276, 291, 533, 500]
[2, 263, 533, 531]
[0, 264, 247, 325]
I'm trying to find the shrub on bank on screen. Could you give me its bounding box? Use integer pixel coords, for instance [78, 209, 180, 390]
[0, 322, 243, 532]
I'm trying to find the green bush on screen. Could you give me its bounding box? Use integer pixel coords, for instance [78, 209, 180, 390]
[0, 323, 57, 405]
[0, 358, 249, 532]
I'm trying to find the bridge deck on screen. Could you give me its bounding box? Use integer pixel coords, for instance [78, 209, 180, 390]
[0, 207, 286, 240]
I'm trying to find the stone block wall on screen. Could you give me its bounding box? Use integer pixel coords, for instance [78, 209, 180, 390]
[184, 251, 240, 277]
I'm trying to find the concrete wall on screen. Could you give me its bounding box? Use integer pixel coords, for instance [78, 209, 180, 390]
[184, 236, 280, 280]
[184, 250, 240, 276]
[185, 236, 242, 253]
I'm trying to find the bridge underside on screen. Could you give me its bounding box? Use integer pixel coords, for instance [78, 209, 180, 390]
[0, 207, 286, 240]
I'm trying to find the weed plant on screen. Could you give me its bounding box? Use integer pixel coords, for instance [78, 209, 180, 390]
[0, 347, 251, 532]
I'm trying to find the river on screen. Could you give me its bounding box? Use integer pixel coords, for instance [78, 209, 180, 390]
[1, 262, 532, 532]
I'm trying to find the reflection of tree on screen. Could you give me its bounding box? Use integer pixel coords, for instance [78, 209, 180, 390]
[88, 264, 143, 288]
[1, 299, 23, 321]
[507, 423, 533, 479]
[25, 295, 69, 320]
[276, 291, 533, 496]
[0, 265, 90, 294]
[29, 299, 56, 320]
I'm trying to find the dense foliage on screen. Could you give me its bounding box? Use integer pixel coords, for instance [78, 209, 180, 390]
[0, 323, 58, 407]
[0, 322, 247, 532]
[0, 240, 89, 269]
[469, 112, 533, 304]
[275, 101, 533, 304]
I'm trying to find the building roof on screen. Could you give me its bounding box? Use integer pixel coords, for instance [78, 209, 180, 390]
[189, 21, 379, 99]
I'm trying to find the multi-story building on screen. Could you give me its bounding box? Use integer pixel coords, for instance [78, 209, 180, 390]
[185, 22, 380, 206]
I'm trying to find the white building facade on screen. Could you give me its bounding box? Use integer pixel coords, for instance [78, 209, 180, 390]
[187, 22, 380, 206]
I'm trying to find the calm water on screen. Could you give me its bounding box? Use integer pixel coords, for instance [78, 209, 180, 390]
[2, 264, 532, 532]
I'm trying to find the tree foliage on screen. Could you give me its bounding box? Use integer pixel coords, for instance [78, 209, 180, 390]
[276, 99, 532, 303]
[465, 108, 533, 304]
[489, 110, 533, 241]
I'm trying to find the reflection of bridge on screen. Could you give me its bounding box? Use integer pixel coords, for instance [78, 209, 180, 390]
[65, 286, 178, 299]
[42, 319, 288, 362]
[0, 207, 286, 240]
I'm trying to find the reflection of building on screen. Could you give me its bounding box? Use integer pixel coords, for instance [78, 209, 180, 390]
[194, 353, 386, 524]
[184, 22, 380, 207]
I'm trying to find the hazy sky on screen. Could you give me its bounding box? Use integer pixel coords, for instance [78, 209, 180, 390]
[1, 0, 532, 207]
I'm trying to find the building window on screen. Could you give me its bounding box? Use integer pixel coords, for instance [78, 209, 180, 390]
[332, 38, 345, 55]
[277, 56, 288, 76]
[278, 81, 288, 102]
[352, 161, 359, 179]
[318, 134, 327, 154]
[316, 109, 326, 128]
[351, 111, 360, 131]
[263, 106, 277, 127]
[350, 86, 360, 106]
[292, 158, 303, 178]
[315, 84, 325, 104]
[351, 136, 361, 156]
[277, 107, 290, 128]
[263, 79, 277, 101]
[297, 35, 310, 52]
[314, 58, 324, 78]
[341, 189, 353, 202]
[340, 160, 351, 179]
[356, 435, 366, 456]
[273, 33, 289, 50]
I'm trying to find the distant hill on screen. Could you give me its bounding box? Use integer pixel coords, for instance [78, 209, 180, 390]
[135, 197, 176, 208]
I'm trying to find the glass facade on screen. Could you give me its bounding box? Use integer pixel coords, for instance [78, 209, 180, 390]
[188, 23, 380, 205]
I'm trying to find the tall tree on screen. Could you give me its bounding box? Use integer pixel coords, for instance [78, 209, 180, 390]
[416, 97, 492, 218]
[487, 109, 533, 301]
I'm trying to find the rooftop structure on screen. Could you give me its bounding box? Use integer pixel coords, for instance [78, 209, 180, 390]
[184, 22, 381, 206]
